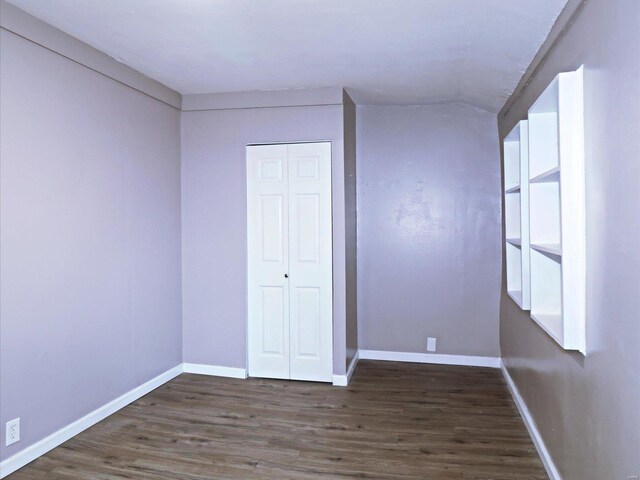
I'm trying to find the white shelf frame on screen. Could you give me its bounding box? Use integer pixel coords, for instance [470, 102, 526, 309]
[503, 120, 530, 310]
[527, 66, 586, 354]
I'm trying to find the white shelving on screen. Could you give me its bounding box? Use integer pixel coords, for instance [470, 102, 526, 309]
[527, 66, 585, 354]
[503, 120, 530, 310]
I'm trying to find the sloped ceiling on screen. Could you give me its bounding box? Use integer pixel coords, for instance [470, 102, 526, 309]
[6, 0, 568, 112]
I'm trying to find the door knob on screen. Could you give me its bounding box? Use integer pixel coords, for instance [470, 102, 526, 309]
[284, 274, 289, 278]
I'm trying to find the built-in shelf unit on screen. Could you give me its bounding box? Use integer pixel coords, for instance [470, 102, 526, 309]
[527, 66, 585, 354]
[503, 120, 530, 309]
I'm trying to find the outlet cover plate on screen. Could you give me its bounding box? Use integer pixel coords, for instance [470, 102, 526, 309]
[427, 337, 437, 352]
[6, 418, 20, 446]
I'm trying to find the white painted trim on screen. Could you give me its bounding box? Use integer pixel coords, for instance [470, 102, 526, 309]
[332, 375, 347, 386]
[0, 365, 182, 479]
[332, 350, 359, 386]
[500, 361, 562, 480]
[182, 87, 344, 111]
[358, 350, 501, 368]
[182, 363, 247, 379]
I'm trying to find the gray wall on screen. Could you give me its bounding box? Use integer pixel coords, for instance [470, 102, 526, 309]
[357, 104, 502, 357]
[498, 1, 640, 479]
[343, 93, 358, 368]
[181, 91, 351, 375]
[0, 14, 182, 463]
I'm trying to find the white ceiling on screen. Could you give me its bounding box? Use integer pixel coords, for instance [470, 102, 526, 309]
[7, 0, 568, 112]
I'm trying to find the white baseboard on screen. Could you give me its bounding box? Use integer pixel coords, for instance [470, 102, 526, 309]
[358, 349, 501, 368]
[182, 363, 247, 379]
[332, 350, 359, 386]
[0, 365, 182, 479]
[500, 361, 562, 480]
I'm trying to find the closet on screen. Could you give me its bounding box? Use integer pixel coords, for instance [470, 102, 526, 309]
[247, 142, 333, 382]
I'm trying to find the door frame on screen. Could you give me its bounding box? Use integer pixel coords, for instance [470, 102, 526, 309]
[245, 140, 334, 381]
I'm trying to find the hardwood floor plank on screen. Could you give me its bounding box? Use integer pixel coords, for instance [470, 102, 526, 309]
[8, 361, 547, 479]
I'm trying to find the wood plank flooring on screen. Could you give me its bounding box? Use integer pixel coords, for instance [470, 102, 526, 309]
[9, 361, 547, 479]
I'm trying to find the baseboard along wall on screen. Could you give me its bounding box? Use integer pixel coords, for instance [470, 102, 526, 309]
[332, 350, 360, 386]
[500, 361, 562, 480]
[182, 363, 248, 379]
[358, 349, 501, 368]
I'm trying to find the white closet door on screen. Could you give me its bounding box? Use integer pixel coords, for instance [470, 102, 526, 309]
[288, 143, 333, 382]
[247, 144, 290, 380]
[247, 142, 333, 383]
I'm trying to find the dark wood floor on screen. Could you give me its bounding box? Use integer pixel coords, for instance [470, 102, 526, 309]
[10, 361, 547, 479]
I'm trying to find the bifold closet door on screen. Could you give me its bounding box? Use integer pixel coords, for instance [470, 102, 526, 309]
[247, 144, 290, 380]
[247, 142, 333, 382]
[287, 143, 333, 382]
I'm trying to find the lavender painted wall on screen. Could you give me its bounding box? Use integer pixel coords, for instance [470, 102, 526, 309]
[357, 104, 501, 357]
[498, 1, 640, 479]
[181, 93, 351, 375]
[0, 23, 182, 463]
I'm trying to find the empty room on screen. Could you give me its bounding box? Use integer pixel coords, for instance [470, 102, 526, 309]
[1, 0, 639, 479]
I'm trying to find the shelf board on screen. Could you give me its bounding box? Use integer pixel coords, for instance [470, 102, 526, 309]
[505, 184, 521, 194]
[531, 312, 563, 345]
[530, 166, 560, 184]
[531, 243, 562, 257]
[506, 237, 522, 247]
[508, 290, 524, 308]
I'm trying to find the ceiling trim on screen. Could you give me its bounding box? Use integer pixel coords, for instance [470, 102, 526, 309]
[0, 1, 181, 110]
[182, 87, 345, 112]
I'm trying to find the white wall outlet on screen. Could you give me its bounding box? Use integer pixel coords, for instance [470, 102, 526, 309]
[6, 418, 20, 446]
[427, 337, 437, 352]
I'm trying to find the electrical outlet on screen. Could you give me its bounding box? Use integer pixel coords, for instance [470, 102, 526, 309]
[6, 418, 20, 446]
[427, 337, 437, 352]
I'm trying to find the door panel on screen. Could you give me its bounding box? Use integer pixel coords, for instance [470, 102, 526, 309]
[260, 195, 284, 262]
[247, 145, 289, 380]
[295, 194, 319, 263]
[260, 286, 286, 354]
[288, 143, 333, 382]
[294, 287, 321, 357]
